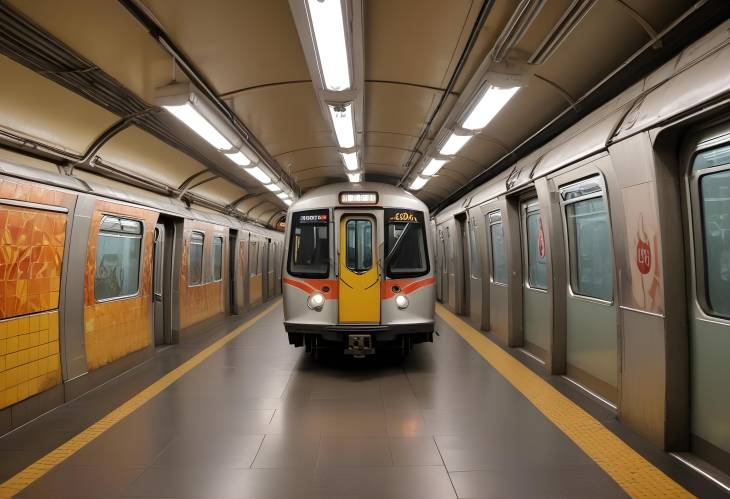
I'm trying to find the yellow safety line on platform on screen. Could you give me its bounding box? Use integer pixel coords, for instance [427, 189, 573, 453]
[436, 303, 694, 499]
[0, 300, 281, 499]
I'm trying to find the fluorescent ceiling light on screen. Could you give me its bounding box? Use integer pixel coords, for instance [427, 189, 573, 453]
[347, 172, 361, 183]
[462, 85, 519, 130]
[164, 103, 233, 151]
[422, 158, 447, 176]
[341, 151, 359, 171]
[439, 133, 471, 156]
[283, 199, 293, 206]
[329, 103, 355, 149]
[306, 0, 351, 91]
[225, 150, 252, 166]
[276, 192, 289, 200]
[245, 166, 271, 184]
[265, 183, 281, 192]
[409, 176, 429, 190]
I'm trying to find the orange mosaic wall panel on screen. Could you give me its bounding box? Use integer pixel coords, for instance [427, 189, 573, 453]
[0, 175, 74, 409]
[0, 311, 61, 409]
[179, 220, 226, 330]
[0, 206, 66, 319]
[84, 201, 158, 370]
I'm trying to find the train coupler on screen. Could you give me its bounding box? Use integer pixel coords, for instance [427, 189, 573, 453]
[345, 334, 375, 358]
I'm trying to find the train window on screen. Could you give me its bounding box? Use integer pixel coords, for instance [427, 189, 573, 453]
[562, 178, 613, 301]
[188, 231, 204, 286]
[212, 236, 223, 281]
[488, 212, 507, 284]
[288, 210, 329, 278]
[250, 240, 259, 276]
[345, 219, 372, 272]
[95, 216, 142, 301]
[384, 208, 429, 277]
[468, 219, 481, 277]
[694, 145, 730, 317]
[523, 201, 547, 290]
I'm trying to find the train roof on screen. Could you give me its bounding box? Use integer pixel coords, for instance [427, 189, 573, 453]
[289, 182, 429, 214]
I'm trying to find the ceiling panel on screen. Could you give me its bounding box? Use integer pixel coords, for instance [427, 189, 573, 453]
[366, 82, 442, 139]
[0, 54, 118, 155]
[231, 82, 332, 157]
[189, 177, 248, 206]
[99, 125, 207, 187]
[276, 147, 342, 181]
[9, 0, 170, 102]
[144, 0, 310, 94]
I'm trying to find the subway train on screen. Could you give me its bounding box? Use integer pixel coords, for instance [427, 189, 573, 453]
[431, 21, 730, 476]
[282, 182, 435, 357]
[0, 158, 284, 433]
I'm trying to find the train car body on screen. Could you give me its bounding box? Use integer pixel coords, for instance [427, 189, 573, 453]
[432, 19, 730, 476]
[0, 157, 284, 434]
[283, 182, 435, 356]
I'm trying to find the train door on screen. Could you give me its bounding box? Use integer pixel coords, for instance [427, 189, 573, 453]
[228, 229, 238, 314]
[559, 176, 618, 403]
[152, 217, 175, 345]
[455, 213, 469, 315]
[467, 211, 483, 324]
[249, 236, 262, 305]
[267, 238, 275, 298]
[338, 214, 380, 323]
[239, 233, 249, 310]
[262, 238, 270, 301]
[485, 208, 509, 342]
[684, 138, 730, 474]
[520, 198, 550, 360]
[439, 228, 448, 303]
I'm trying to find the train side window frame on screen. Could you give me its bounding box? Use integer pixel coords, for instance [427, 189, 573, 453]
[250, 239, 259, 277]
[287, 209, 330, 279]
[521, 199, 548, 291]
[384, 208, 430, 278]
[211, 235, 224, 282]
[487, 211, 508, 285]
[468, 217, 481, 278]
[94, 215, 144, 302]
[188, 230, 205, 286]
[688, 140, 730, 320]
[559, 175, 615, 304]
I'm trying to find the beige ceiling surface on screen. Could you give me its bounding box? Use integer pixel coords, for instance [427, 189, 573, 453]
[2, 0, 707, 214]
[144, 0, 310, 94]
[98, 125, 207, 187]
[0, 54, 118, 154]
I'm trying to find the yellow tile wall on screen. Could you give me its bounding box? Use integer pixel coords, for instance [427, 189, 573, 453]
[0, 310, 61, 409]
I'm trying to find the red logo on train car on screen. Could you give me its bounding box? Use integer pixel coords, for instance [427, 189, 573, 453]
[537, 217, 546, 260]
[636, 239, 651, 274]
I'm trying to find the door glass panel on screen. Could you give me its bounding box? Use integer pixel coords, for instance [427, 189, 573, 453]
[699, 170, 730, 316]
[95, 216, 143, 300]
[693, 143, 730, 171]
[212, 236, 223, 281]
[469, 221, 481, 277]
[188, 231, 204, 285]
[490, 222, 507, 284]
[566, 196, 613, 301]
[345, 219, 372, 272]
[525, 209, 547, 289]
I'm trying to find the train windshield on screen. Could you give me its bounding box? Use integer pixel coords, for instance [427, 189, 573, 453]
[288, 209, 330, 278]
[384, 208, 429, 277]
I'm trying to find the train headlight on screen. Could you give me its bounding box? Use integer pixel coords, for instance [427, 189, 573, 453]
[307, 293, 325, 311]
[395, 294, 409, 310]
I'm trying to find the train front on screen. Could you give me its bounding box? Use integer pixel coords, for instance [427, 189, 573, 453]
[282, 182, 435, 357]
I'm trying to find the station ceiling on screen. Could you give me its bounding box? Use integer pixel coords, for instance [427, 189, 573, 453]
[0, 0, 723, 223]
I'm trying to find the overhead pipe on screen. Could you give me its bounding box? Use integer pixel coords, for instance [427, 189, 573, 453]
[492, 0, 547, 63]
[528, 0, 598, 65]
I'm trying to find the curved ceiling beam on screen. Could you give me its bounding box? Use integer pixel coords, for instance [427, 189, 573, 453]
[218, 79, 313, 98]
[366, 79, 460, 96]
[176, 170, 217, 199]
[533, 74, 578, 110]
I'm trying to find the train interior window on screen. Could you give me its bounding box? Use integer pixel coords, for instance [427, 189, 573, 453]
[561, 177, 613, 301]
[488, 212, 507, 284]
[468, 219, 481, 277]
[95, 216, 142, 300]
[212, 235, 223, 281]
[188, 231, 204, 286]
[345, 219, 372, 272]
[524, 201, 547, 290]
[288, 210, 329, 278]
[694, 145, 730, 316]
[384, 208, 428, 277]
[250, 240, 259, 276]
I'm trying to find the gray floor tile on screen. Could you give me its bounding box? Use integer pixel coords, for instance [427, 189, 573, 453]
[314, 465, 457, 498]
[16, 465, 144, 499]
[151, 434, 264, 468]
[251, 434, 321, 469]
[389, 437, 444, 466]
[317, 436, 393, 467]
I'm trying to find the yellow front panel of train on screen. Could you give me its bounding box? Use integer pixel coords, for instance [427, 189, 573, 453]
[338, 216, 380, 323]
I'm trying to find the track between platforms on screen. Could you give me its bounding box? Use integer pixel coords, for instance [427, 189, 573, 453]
[0, 300, 282, 499]
[436, 303, 693, 499]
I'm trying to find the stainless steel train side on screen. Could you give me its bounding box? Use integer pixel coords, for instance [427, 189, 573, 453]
[433, 20, 730, 476]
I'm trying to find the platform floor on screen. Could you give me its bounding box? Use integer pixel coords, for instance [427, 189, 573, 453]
[0, 302, 723, 498]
